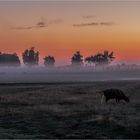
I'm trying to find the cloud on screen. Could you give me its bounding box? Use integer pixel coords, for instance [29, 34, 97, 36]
[83, 15, 95, 19]
[48, 19, 63, 24]
[36, 21, 46, 28]
[100, 22, 116, 26]
[11, 18, 62, 30]
[73, 22, 99, 27]
[73, 22, 117, 27]
[11, 22, 47, 30]
[12, 26, 35, 30]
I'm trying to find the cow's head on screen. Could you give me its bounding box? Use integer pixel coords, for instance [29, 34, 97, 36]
[124, 96, 130, 102]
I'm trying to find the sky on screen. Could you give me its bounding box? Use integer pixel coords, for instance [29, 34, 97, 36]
[0, 1, 140, 65]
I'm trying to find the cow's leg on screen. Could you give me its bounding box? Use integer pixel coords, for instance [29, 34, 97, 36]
[101, 95, 104, 104]
[116, 99, 120, 103]
[105, 98, 109, 103]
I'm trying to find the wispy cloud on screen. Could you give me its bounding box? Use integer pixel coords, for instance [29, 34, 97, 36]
[36, 21, 46, 28]
[100, 22, 116, 26]
[11, 26, 34, 30]
[73, 22, 117, 27]
[48, 19, 63, 24]
[83, 15, 95, 19]
[73, 22, 98, 27]
[11, 21, 47, 30]
[11, 18, 62, 30]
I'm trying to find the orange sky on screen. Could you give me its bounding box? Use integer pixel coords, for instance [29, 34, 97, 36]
[0, 1, 140, 65]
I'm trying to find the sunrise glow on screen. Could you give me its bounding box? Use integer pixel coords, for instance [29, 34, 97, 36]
[0, 1, 140, 65]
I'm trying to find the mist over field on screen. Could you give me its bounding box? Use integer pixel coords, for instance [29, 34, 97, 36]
[0, 65, 140, 83]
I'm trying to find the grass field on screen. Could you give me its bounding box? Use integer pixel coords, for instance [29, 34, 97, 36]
[0, 80, 140, 139]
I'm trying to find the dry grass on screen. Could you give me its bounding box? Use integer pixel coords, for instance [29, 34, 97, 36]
[0, 81, 140, 138]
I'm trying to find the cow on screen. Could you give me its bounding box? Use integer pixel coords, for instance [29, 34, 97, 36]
[101, 89, 130, 103]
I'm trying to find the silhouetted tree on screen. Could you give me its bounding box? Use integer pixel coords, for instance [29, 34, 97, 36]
[102, 51, 115, 65]
[85, 55, 96, 66]
[44, 56, 55, 67]
[85, 56, 92, 66]
[22, 49, 29, 64]
[85, 51, 115, 66]
[71, 51, 83, 66]
[35, 51, 39, 64]
[22, 47, 39, 66]
[94, 53, 104, 65]
[29, 47, 35, 62]
[0, 52, 20, 66]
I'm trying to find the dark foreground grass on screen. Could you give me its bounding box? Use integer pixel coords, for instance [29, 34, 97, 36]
[0, 80, 140, 139]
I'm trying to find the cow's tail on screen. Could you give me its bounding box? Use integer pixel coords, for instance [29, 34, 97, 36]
[101, 95, 105, 104]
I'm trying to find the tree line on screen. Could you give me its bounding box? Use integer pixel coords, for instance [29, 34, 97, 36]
[0, 47, 115, 67]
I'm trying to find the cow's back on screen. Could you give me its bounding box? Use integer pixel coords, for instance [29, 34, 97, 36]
[103, 89, 124, 99]
[102, 88, 129, 103]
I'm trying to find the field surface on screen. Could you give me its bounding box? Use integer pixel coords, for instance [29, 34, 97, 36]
[0, 80, 140, 139]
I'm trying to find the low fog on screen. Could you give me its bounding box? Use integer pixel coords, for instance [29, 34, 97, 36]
[0, 64, 140, 83]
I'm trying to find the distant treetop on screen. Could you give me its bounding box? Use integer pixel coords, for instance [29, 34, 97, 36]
[44, 55, 55, 67]
[0, 52, 21, 66]
[22, 47, 39, 66]
[71, 51, 83, 66]
[85, 51, 115, 66]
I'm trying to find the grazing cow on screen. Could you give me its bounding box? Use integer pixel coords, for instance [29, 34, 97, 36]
[101, 89, 130, 103]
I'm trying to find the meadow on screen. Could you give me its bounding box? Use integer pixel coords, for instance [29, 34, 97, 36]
[0, 80, 140, 139]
